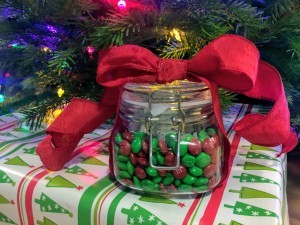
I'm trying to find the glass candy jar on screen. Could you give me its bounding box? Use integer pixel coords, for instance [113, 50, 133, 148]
[112, 80, 223, 194]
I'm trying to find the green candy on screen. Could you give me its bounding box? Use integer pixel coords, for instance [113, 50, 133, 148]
[115, 145, 120, 153]
[165, 132, 177, 144]
[115, 133, 123, 144]
[117, 161, 127, 170]
[182, 174, 196, 185]
[184, 134, 194, 142]
[181, 154, 196, 167]
[175, 140, 188, 156]
[152, 176, 163, 184]
[196, 185, 208, 191]
[195, 152, 211, 168]
[119, 171, 131, 179]
[156, 152, 165, 165]
[152, 138, 158, 152]
[134, 131, 145, 140]
[151, 156, 158, 166]
[163, 173, 175, 185]
[117, 155, 129, 162]
[127, 161, 135, 176]
[178, 184, 192, 192]
[189, 166, 203, 177]
[146, 167, 158, 177]
[131, 137, 142, 153]
[174, 179, 182, 187]
[198, 130, 209, 142]
[133, 176, 141, 188]
[206, 127, 216, 136]
[141, 179, 155, 191]
[194, 177, 209, 187]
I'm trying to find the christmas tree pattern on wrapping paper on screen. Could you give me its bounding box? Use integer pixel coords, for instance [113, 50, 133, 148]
[65, 165, 98, 179]
[4, 156, 32, 167]
[37, 217, 57, 225]
[122, 203, 168, 225]
[23, 147, 37, 155]
[0, 211, 17, 224]
[239, 152, 279, 162]
[139, 194, 177, 205]
[229, 186, 279, 200]
[242, 144, 277, 152]
[224, 201, 278, 218]
[218, 220, 243, 225]
[0, 169, 16, 186]
[233, 173, 280, 186]
[81, 157, 107, 166]
[237, 162, 280, 176]
[0, 194, 11, 204]
[45, 175, 78, 189]
[35, 193, 73, 217]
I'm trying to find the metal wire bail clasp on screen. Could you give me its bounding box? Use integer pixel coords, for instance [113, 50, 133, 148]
[145, 90, 185, 170]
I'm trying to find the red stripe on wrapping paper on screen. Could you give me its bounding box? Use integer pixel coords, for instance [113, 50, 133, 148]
[199, 104, 253, 225]
[98, 186, 119, 225]
[182, 194, 203, 225]
[25, 170, 51, 225]
[0, 122, 17, 131]
[17, 166, 44, 225]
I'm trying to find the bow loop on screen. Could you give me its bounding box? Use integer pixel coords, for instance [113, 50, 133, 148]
[188, 35, 259, 93]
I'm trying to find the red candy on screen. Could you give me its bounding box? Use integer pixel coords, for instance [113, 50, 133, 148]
[137, 157, 149, 166]
[135, 167, 147, 179]
[158, 170, 167, 177]
[204, 164, 217, 178]
[188, 138, 202, 155]
[165, 152, 176, 166]
[137, 151, 147, 158]
[173, 166, 187, 179]
[202, 138, 219, 155]
[210, 152, 219, 165]
[122, 132, 133, 142]
[158, 139, 168, 155]
[129, 153, 137, 165]
[122, 179, 133, 186]
[119, 140, 131, 156]
[142, 139, 149, 153]
[208, 175, 217, 188]
[159, 183, 167, 192]
[167, 184, 177, 191]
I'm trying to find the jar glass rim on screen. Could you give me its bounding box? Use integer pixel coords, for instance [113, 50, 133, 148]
[124, 80, 208, 93]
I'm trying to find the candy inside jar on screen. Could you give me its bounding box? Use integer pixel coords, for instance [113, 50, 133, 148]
[111, 81, 223, 195]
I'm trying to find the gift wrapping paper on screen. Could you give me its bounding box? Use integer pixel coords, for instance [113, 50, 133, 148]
[0, 104, 289, 225]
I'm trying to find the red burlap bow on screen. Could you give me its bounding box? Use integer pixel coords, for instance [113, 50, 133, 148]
[37, 35, 298, 182]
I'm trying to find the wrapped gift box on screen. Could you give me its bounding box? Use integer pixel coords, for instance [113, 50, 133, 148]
[0, 104, 289, 225]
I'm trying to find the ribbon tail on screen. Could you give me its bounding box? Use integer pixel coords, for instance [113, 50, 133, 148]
[233, 61, 298, 154]
[37, 87, 119, 171]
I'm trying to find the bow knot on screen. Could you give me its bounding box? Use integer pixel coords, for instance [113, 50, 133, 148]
[157, 59, 187, 83]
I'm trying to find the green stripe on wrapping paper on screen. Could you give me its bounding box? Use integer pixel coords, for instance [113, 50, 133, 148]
[0, 131, 44, 149]
[78, 176, 114, 225]
[107, 188, 131, 225]
[0, 143, 26, 159]
[93, 184, 116, 225]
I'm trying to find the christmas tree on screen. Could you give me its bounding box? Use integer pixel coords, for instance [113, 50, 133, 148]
[37, 217, 58, 225]
[35, 193, 73, 217]
[0, 169, 16, 186]
[65, 165, 98, 179]
[229, 186, 278, 200]
[81, 156, 107, 166]
[239, 152, 280, 162]
[23, 147, 37, 155]
[45, 175, 78, 188]
[0, 194, 10, 204]
[0, 211, 17, 224]
[224, 201, 278, 218]
[121, 203, 167, 225]
[232, 173, 280, 186]
[4, 156, 31, 167]
[0, 0, 299, 137]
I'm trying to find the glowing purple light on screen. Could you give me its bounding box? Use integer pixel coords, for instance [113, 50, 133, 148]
[118, 0, 126, 10]
[47, 25, 58, 34]
[86, 46, 95, 55]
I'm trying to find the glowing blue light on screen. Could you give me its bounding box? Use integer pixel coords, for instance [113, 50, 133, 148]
[0, 94, 4, 103]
